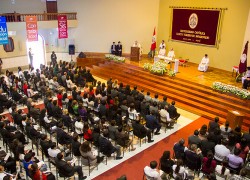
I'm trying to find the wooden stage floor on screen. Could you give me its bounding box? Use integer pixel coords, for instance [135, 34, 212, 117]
[127, 57, 242, 88]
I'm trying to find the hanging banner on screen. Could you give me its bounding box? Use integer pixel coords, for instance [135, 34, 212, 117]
[26, 16, 38, 41]
[171, 9, 220, 46]
[0, 16, 9, 45]
[58, 15, 68, 39]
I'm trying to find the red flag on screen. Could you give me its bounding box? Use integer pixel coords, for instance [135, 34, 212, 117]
[150, 27, 156, 50]
[239, 41, 248, 74]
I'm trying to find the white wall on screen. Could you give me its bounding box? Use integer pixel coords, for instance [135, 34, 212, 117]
[0, 0, 46, 13]
[57, 0, 160, 53]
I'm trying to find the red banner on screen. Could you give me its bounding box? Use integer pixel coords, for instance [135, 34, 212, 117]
[58, 15, 68, 39]
[171, 9, 220, 46]
[26, 16, 38, 41]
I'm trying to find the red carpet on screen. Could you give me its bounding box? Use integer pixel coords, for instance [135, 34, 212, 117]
[93, 117, 209, 180]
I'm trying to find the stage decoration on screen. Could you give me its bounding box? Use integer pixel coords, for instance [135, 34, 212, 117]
[58, 15, 68, 39]
[212, 82, 250, 99]
[169, 7, 227, 48]
[0, 16, 9, 45]
[26, 16, 38, 41]
[105, 54, 125, 62]
[143, 61, 175, 76]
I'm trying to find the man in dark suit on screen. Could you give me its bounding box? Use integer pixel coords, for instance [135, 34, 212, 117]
[29, 103, 40, 120]
[116, 41, 122, 56]
[188, 130, 201, 148]
[56, 123, 72, 145]
[208, 117, 220, 133]
[111, 42, 116, 55]
[132, 119, 154, 143]
[168, 101, 180, 120]
[55, 152, 86, 180]
[0, 122, 26, 144]
[145, 110, 161, 135]
[185, 144, 202, 171]
[52, 100, 62, 119]
[98, 130, 123, 160]
[40, 134, 53, 157]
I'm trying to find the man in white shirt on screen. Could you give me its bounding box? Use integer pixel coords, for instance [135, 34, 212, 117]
[159, 105, 174, 128]
[214, 139, 230, 162]
[144, 161, 162, 180]
[133, 40, 142, 56]
[48, 142, 72, 161]
[198, 54, 209, 72]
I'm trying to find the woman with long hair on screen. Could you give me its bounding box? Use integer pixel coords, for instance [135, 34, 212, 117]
[79, 141, 104, 166]
[201, 151, 216, 174]
[172, 159, 187, 179]
[28, 162, 55, 180]
[159, 151, 175, 175]
[215, 158, 230, 179]
[83, 123, 93, 141]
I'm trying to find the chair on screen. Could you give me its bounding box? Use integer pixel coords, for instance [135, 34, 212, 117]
[232, 66, 239, 77]
[179, 59, 189, 67]
[81, 156, 98, 176]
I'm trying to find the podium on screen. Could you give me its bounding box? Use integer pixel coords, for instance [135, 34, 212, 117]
[226, 110, 244, 129]
[131, 47, 140, 61]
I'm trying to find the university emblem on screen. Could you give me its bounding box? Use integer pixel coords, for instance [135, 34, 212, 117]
[189, 13, 198, 29]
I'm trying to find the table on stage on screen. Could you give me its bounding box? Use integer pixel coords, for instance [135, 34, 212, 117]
[154, 55, 179, 73]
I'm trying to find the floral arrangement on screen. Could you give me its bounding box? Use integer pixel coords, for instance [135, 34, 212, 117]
[144, 61, 176, 77]
[212, 82, 250, 99]
[105, 54, 125, 62]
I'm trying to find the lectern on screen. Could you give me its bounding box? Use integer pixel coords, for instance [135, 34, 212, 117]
[131, 47, 140, 61]
[226, 110, 244, 129]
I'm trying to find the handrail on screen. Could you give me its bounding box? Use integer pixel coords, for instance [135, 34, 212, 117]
[0, 11, 77, 22]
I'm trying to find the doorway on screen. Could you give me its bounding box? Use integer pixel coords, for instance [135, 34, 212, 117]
[26, 35, 46, 70]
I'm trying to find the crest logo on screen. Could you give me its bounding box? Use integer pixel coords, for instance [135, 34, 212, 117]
[241, 54, 247, 63]
[189, 13, 198, 29]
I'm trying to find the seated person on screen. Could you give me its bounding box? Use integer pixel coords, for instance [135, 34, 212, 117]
[159, 105, 175, 128]
[98, 130, 123, 160]
[0, 122, 26, 144]
[116, 41, 122, 56]
[145, 110, 162, 135]
[198, 54, 209, 72]
[0, 151, 17, 174]
[28, 162, 55, 180]
[242, 66, 250, 89]
[132, 40, 142, 56]
[55, 152, 86, 180]
[56, 122, 73, 145]
[159, 40, 166, 56]
[40, 134, 53, 158]
[48, 142, 72, 161]
[79, 141, 104, 166]
[168, 101, 180, 120]
[144, 160, 161, 180]
[115, 126, 136, 151]
[132, 118, 154, 143]
[166, 48, 175, 60]
[173, 138, 188, 160]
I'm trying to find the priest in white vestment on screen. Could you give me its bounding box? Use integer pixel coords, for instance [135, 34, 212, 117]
[159, 40, 166, 56]
[198, 54, 209, 72]
[133, 41, 143, 56]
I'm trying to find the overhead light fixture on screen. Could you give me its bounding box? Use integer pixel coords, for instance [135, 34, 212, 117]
[11, 0, 15, 4]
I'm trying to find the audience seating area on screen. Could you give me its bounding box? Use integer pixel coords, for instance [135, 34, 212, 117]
[0, 56, 250, 180]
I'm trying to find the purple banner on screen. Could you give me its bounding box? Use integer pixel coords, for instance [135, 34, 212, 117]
[171, 9, 220, 46]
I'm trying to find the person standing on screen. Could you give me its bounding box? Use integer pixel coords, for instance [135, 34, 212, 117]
[51, 51, 57, 67]
[28, 48, 34, 68]
[116, 41, 122, 56]
[0, 58, 3, 74]
[159, 40, 166, 56]
[111, 42, 116, 55]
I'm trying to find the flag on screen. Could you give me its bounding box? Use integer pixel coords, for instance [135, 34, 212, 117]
[150, 27, 156, 51]
[239, 41, 249, 74]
